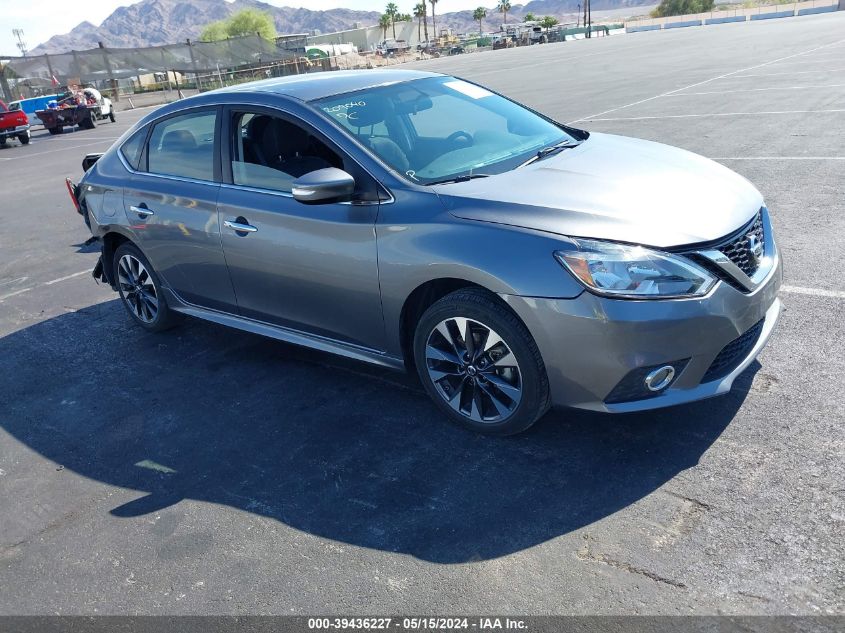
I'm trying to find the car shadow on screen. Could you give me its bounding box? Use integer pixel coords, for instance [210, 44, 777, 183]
[0, 300, 756, 563]
[72, 239, 101, 253]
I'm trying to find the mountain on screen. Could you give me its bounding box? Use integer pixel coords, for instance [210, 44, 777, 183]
[31, 0, 381, 54]
[30, 0, 654, 54]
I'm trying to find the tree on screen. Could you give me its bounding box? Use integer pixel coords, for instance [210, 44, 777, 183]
[420, 1, 429, 43]
[472, 7, 487, 34]
[523, 12, 536, 22]
[497, 0, 511, 24]
[651, 0, 714, 17]
[385, 2, 399, 39]
[540, 15, 558, 30]
[414, 3, 426, 41]
[199, 8, 276, 41]
[200, 21, 228, 42]
[429, 0, 438, 41]
[379, 13, 391, 40]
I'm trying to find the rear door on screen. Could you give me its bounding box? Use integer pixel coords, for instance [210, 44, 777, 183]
[216, 105, 386, 351]
[123, 106, 237, 312]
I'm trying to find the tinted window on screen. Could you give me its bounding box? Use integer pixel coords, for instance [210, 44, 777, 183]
[120, 126, 147, 170]
[230, 111, 341, 193]
[148, 110, 216, 181]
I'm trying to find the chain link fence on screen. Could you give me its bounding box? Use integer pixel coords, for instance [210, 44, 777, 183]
[0, 34, 303, 103]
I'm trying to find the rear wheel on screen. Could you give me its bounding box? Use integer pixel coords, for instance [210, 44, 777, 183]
[413, 288, 550, 435]
[109, 110, 116, 123]
[48, 126, 62, 135]
[18, 130, 30, 145]
[113, 243, 181, 332]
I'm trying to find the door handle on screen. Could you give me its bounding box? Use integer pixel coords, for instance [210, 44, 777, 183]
[129, 205, 154, 218]
[223, 219, 258, 233]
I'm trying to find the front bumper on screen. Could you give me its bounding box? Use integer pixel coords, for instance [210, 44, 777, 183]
[503, 246, 783, 413]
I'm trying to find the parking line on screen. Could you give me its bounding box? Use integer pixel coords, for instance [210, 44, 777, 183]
[0, 269, 91, 302]
[712, 156, 845, 160]
[731, 68, 845, 78]
[0, 287, 33, 301]
[569, 38, 845, 123]
[589, 109, 845, 121]
[2, 139, 118, 160]
[43, 270, 90, 285]
[664, 84, 845, 97]
[782, 285, 845, 300]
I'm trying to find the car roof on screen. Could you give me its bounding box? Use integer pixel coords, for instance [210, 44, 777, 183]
[207, 68, 444, 102]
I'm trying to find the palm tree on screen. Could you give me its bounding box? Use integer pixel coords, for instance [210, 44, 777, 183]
[421, 1, 429, 43]
[414, 3, 426, 42]
[540, 15, 558, 32]
[472, 7, 487, 35]
[497, 0, 511, 24]
[385, 2, 399, 39]
[379, 13, 391, 41]
[429, 0, 438, 42]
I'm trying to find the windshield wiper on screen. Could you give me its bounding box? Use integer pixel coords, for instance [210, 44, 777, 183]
[519, 140, 581, 168]
[427, 173, 491, 185]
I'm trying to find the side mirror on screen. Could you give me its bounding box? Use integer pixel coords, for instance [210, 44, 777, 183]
[292, 168, 355, 204]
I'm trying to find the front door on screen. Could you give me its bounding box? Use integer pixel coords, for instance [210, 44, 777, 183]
[216, 107, 386, 352]
[124, 107, 237, 312]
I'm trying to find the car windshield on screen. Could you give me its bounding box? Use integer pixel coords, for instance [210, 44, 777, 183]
[312, 76, 582, 185]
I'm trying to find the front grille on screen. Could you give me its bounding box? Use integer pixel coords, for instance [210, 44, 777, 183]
[687, 254, 747, 292]
[678, 209, 766, 293]
[702, 318, 765, 383]
[718, 210, 764, 277]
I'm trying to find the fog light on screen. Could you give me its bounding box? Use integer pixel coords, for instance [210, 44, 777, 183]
[644, 365, 675, 392]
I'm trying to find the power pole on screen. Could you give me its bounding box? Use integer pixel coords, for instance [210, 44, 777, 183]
[586, 0, 592, 38]
[12, 28, 28, 57]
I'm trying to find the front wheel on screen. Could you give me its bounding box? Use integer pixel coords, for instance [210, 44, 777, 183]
[113, 243, 181, 332]
[413, 288, 550, 435]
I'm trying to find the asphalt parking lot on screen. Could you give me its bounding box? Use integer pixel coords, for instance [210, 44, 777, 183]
[1, 13, 843, 616]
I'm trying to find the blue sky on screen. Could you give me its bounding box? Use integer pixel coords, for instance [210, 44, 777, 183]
[1, 0, 487, 57]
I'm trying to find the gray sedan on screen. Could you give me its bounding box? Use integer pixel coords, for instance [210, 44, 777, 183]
[74, 69, 781, 435]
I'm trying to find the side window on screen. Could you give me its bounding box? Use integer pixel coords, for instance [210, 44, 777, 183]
[120, 126, 147, 170]
[230, 111, 343, 193]
[147, 110, 216, 181]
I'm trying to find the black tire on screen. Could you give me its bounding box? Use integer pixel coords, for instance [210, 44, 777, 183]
[413, 288, 550, 436]
[109, 110, 116, 123]
[48, 126, 61, 135]
[19, 131, 30, 145]
[113, 242, 182, 333]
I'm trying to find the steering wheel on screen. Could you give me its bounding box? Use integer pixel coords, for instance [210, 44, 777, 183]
[446, 130, 473, 148]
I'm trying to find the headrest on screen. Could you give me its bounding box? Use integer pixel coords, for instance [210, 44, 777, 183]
[161, 129, 197, 151]
[344, 97, 393, 128]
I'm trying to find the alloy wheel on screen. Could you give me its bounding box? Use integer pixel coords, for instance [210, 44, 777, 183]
[425, 317, 522, 423]
[117, 254, 159, 323]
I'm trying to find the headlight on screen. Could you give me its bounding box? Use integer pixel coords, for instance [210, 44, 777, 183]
[554, 239, 717, 299]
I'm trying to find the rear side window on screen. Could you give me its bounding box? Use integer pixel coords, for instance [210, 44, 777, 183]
[147, 110, 217, 181]
[120, 126, 147, 171]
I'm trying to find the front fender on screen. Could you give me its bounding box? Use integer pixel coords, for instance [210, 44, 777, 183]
[377, 205, 584, 357]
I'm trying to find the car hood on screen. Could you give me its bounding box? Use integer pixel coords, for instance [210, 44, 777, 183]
[436, 132, 764, 248]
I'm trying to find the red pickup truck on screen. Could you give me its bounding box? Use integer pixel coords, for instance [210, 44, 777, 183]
[0, 100, 31, 146]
